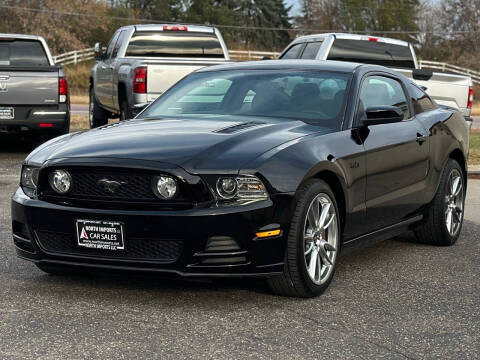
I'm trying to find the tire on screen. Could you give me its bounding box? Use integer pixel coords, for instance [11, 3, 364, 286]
[414, 158, 466, 246]
[268, 179, 341, 298]
[120, 98, 131, 121]
[89, 87, 108, 129]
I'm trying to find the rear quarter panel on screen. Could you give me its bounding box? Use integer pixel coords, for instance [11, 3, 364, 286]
[418, 107, 469, 203]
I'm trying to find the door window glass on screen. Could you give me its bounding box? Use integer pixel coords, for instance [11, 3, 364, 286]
[112, 30, 126, 58]
[281, 43, 304, 59]
[106, 32, 120, 59]
[300, 41, 322, 59]
[408, 83, 436, 114]
[359, 75, 410, 120]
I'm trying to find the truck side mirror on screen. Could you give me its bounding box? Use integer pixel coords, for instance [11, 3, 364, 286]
[94, 42, 105, 60]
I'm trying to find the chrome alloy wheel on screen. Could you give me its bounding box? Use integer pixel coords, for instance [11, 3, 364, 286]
[445, 169, 464, 236]
[304, 193, 339, 285]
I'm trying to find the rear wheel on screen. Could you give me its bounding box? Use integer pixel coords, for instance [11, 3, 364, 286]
[268, 179, 341, 297]
[120, 98, 131, 121]
[414, 158, 465, 246]
[89, 87, 108, 128]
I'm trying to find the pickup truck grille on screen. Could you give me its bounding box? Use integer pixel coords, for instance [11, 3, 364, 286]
[38, 167, 212, 210]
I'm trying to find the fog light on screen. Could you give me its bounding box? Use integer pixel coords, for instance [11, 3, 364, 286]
[49, 170, 72, 194]
[153, 176, 177, 199]
[216, 178, 238, 199]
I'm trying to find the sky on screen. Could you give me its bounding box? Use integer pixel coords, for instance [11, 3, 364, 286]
[285, 0, 301, 16]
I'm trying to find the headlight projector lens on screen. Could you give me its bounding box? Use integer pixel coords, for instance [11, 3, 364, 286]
[216, 178, 238, 199]
[153, 176, 177, 199]
[49, 170, 72, 194]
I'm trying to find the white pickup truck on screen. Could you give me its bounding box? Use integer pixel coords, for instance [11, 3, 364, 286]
[279, 33, 473, 122]
[89, 24, 229, 128]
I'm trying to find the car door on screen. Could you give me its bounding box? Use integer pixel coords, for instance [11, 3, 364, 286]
[358, 74, 430, 231]
[96, 31, 120, 109]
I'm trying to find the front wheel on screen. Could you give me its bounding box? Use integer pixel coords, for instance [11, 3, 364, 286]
[268, 179, 341, 297]
[414, 158, 466, 246]
[89, 87, 108, 129]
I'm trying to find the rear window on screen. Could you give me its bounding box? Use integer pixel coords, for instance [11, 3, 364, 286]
[0, 40, 49, 66]
[125, 31, 224, 58]
[327, 39, 415, 68]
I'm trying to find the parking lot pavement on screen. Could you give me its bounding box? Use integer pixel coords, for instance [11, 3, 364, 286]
[0, 145, 479, 360]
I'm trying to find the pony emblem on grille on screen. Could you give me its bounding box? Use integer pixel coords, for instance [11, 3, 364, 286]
[97, 178, 128, 194]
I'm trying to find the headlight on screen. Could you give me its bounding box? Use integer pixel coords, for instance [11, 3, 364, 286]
[21, 166, 40, 197]
[153, 175, 177, 199]
[215, 175, 268, 202]
[49, 169, 72, 194]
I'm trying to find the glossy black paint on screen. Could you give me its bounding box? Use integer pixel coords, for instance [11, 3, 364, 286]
[12, 60, 470, 276]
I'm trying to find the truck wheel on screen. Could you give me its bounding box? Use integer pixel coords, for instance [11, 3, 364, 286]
[414, 158, 466, 246]
[89, 87, 108, 128]
[120, 99, 131, 121]
[267, 179, 341, 297]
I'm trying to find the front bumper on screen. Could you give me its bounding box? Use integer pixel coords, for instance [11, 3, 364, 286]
[12, 187, 293, 277]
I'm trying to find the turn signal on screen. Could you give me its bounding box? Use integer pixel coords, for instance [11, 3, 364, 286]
[255, 229, 281, 238]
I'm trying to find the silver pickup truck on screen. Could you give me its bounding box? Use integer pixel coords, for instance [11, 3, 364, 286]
[89, 24, 230, 128]
[0, 34, 70, 137]
[279, 33, 473, 121]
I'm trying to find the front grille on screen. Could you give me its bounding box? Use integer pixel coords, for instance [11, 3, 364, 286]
[35, 230, 183, 263]
[37, 166, 212, 210]
[64, 169, 157, 201]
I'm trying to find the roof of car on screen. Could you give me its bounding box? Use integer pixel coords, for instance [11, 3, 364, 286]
[119, 24, 217, 33]
[290, 33, 410, 47]
[0, 33, 44, 41]
[197, 59, 373, 73]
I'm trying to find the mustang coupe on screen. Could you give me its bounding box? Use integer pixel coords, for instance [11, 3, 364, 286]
[12, 60, 469, 297]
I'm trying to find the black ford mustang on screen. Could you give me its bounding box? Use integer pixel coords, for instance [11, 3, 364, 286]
[12, 60, 469, 297]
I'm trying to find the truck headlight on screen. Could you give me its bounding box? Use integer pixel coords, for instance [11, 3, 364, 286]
[215, 175, 268, 202]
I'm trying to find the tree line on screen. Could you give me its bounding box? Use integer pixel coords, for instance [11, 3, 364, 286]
[0, 0, 479, 71]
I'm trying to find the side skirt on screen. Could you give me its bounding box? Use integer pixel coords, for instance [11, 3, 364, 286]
[341, 215, 423, 254]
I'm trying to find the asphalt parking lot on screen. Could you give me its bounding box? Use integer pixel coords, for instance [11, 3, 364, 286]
[0, 140, 479, 360]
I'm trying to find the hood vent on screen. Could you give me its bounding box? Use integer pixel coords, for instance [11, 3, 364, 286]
[214, 122, 265, 134]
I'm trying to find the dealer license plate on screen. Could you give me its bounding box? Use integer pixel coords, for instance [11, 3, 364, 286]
[0, 107, 14, 120]
[75, 219, 125, 251]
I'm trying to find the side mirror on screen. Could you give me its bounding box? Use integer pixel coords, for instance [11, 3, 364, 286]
[94, 42, 104, 60]
[362, 106, 404, 126]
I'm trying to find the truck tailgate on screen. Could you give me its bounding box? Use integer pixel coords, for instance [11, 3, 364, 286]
[396, 69, 471, 117]
[142, 60, 229, 101]
[0, 67, 58, 105]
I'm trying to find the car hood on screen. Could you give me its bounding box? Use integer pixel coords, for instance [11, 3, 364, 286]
[26, 117, 330, 173]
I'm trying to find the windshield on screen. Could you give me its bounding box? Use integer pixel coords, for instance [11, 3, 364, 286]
[140, 70, 351, 129]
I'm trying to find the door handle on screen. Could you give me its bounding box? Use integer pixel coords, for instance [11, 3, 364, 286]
[416, 133, 427, 144]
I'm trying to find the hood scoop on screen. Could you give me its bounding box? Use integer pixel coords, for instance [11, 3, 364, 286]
[213, 121, 265, 134]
